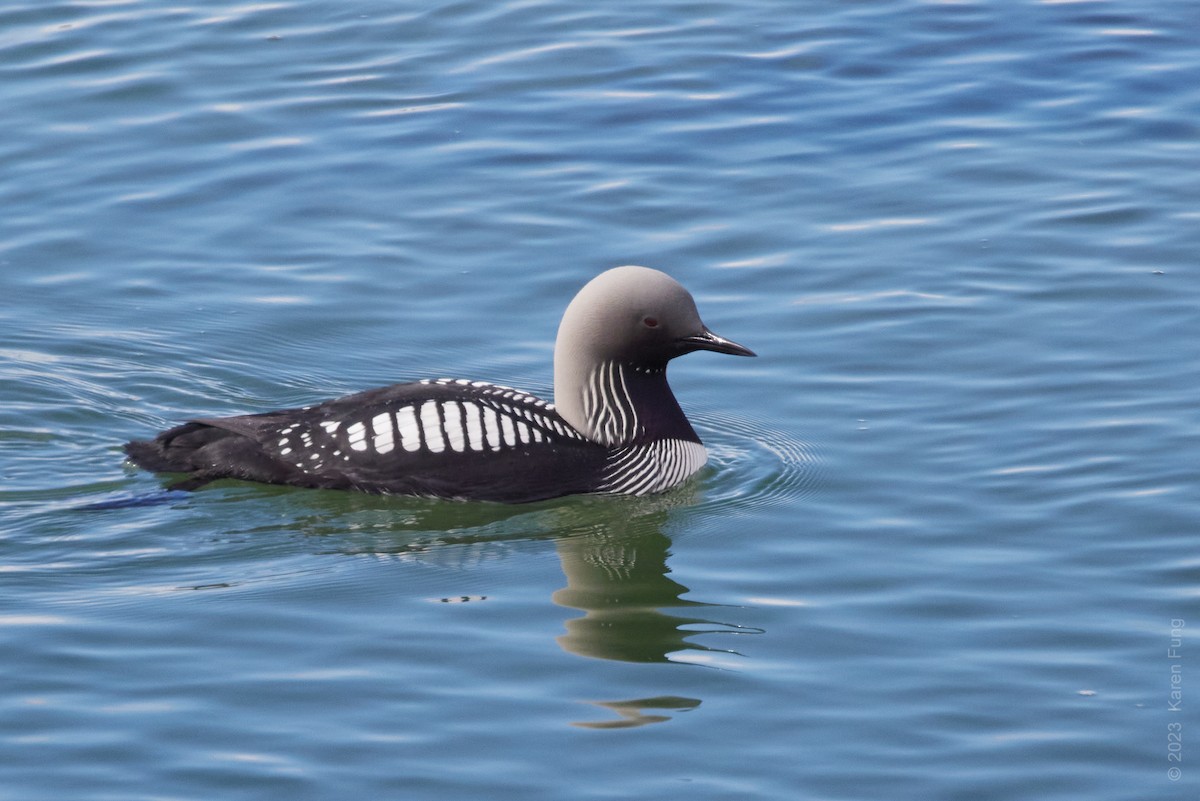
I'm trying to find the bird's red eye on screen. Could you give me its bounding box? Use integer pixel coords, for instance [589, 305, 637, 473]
[643, 317, 659, 328]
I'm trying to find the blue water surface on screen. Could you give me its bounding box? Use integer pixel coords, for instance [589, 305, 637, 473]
[2, 1, 1197, 799]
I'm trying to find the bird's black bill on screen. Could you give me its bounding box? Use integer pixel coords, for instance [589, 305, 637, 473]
[680, 328, 756, 357]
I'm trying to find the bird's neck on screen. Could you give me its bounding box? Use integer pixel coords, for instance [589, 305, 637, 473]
[554, 358, 699, 447]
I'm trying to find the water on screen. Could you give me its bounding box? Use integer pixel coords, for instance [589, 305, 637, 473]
[2, 0, 1197, 798]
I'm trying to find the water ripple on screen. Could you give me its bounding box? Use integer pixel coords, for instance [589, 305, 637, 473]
[694, 411, 823, 512]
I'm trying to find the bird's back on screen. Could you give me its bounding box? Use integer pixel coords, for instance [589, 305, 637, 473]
[125, 379, 610, 502]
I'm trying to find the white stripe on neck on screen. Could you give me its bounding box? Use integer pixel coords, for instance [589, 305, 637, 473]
[582, 360, 641, 447]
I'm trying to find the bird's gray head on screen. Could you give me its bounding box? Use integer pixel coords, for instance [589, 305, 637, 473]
[553, 266, 754, 444]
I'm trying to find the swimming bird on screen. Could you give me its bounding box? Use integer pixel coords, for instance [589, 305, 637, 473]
[124, 266, 755, 503]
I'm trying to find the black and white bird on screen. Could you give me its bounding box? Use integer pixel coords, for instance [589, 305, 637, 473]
[124, 266, 755, 503]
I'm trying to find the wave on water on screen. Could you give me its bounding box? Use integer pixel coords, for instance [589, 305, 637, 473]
[691, 410, 824, 514]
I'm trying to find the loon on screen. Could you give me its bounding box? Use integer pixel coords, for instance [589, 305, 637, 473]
[124, 266, 755, 503]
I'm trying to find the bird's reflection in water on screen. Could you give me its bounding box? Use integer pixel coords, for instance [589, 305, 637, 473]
[252, 484, 759, 728]
[551, 497, 762, 728]
[553, 524, 726, 664]
[573, 696, 701, 730]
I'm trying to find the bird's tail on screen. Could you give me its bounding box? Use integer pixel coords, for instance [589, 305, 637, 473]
[123, 422, 217, 473]
[124, 420, 287, 490]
